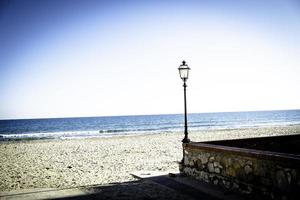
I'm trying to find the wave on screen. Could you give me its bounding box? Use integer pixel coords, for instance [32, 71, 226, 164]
[1, 121, 299, 141]
[0, 128, 177, 141]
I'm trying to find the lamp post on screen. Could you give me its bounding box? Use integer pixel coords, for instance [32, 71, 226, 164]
[178, 60, 190, 143]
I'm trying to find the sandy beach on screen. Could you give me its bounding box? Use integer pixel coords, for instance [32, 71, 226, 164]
[1, 125, 299, 192]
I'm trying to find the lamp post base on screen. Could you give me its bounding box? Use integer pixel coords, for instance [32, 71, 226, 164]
[182, 137, 190, 143]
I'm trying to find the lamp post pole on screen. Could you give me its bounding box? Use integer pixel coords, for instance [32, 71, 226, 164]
[182, 78, 190, 143]
[178, 60, 191, 168]
[178, 60, 190, 143]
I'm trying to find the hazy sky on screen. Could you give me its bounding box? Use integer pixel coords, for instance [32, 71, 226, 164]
[0, 0, 300, 119]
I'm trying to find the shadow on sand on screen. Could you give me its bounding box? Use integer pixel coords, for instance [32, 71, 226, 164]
[1, 174, 221, 200]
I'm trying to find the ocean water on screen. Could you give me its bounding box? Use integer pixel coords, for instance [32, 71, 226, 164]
[0, 110, 299, 140]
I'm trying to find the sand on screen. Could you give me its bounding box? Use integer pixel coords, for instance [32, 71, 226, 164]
[0, 125, 299, 192]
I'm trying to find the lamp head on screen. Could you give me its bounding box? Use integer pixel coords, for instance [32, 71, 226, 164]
[178, 60, 190, 81]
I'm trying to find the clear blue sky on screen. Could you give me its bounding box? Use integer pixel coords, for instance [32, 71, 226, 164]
[0, 0, 300, 119]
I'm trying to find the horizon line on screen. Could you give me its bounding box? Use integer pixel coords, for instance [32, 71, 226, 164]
[0, 108, 299, 121]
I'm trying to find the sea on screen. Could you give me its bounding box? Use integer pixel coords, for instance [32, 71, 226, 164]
[0, 109, 299, 141]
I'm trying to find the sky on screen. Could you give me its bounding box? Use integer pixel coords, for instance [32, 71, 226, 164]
[0, 0, 300, 119]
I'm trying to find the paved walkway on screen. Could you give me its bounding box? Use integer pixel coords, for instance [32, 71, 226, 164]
[0, 172, 244, 200]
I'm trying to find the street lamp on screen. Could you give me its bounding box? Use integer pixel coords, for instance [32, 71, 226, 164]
[178, 60, 190, 143]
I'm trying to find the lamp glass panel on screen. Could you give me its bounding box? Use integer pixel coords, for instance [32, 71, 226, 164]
[179, 66, 189, 79]
[179, 68, 189, 79]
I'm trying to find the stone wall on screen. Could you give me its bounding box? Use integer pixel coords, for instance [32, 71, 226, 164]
[180, 142, 300, 200]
